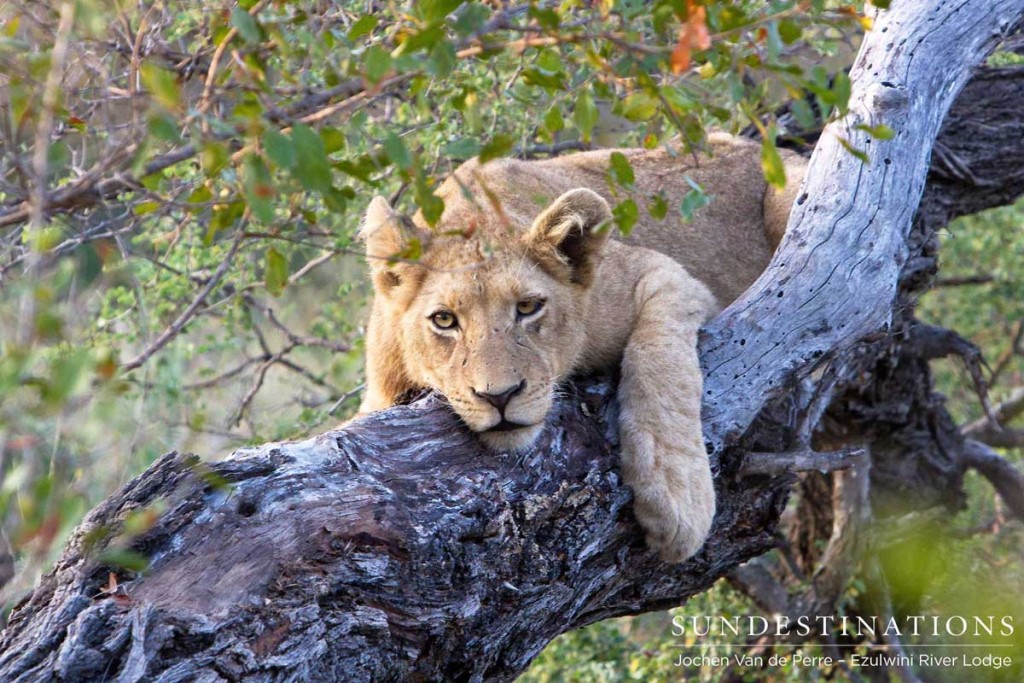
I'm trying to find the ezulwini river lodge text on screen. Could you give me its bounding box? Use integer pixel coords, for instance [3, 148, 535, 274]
[671, 614, 1015, 638]
[674, 652, 1015, 671]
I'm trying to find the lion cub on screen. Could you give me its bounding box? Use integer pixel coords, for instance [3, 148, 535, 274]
[357, 134, 805, 562]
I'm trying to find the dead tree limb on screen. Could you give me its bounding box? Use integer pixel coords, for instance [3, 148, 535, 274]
[1, 2, 1024, 681]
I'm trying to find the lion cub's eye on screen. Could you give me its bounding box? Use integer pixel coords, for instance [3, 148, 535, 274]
[430, 310, 458, 330]
[516, 299, 544, 317]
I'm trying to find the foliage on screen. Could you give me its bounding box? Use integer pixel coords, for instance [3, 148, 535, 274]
[920, 199, 1024, 424]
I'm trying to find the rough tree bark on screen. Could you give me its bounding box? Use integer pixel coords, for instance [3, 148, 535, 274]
[2, 2, 1024, 681]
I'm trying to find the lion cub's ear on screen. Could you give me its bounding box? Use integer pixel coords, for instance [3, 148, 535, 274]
[359, 196, 428, 295]
[525, 188, 612, 287]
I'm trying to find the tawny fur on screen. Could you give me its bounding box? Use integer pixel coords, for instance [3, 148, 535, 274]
[356, 134, 806, 563]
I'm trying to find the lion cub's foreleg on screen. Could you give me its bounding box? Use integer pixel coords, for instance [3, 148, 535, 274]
[617, 259, 718, 563]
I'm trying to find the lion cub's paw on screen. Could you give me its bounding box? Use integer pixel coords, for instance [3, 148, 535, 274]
[631, 467, 715, 563]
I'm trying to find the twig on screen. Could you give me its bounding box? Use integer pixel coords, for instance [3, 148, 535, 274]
[16, 1, 76, 348]
[182, 355, 267, 391]
[288, 250, 336, 285]
[228, 350, 281, 428]
[328, 384, 365, 416]
[962, 387, 1024, 447]
[298, 72, 418, 125]
[121, 229, 245, 373]
[197, 0, 272, 124]
[864, 559, 924, 683]
[243, 294, 352, 354]
[740, 447, 867, 477]
[989, 319, 1024, 386]
[908, 323, 997, 426]
[29, 1, 75, 230]
[960, 438, 1024, 519]
[275, 357, 336, 392]
[932, 274, 995, 287]
[811, 461, 871, 607]
[515, 140, 593, 159]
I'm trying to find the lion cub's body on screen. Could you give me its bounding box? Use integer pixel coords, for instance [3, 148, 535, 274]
[358, 134, 805, 562]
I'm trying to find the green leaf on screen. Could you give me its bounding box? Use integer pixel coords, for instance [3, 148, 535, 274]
[291, 123, 332, 193]
[478, 133, 515, 163]
[320, 126, 346, 154]
[232, 96, 263, 121]
[265, 247, 288, 297]
[207, 201, 244, 245]
[609, 152, 635, 187]
[187, 186, 212, 205]
[612, 198, 639, 236]
[574, 89, 598, 142]
[420, 0, 464, 24]
[47, 140, 69, 177]
[855, 123, 895, 140]
[140, 62, 180, 110]
[619, 92, 659, 121]
[543, 107, 564, 134]
[414, 171, 445, 226]
[230, 7, 262, 44]
[384, 132, 413, 169]
[680, 179, 712, 222]
[778, 19, 802, 45]
[522, 67, 567, 91]
[347, 15, 378, 41]
[243, 154, 275, 223]
[648, 193, 668, 220]
[364, 45, 393, 83]
[140, 172, 162, 192]
[528, 7, 559, 30]
[837, 136, 870, 163]
[453, 3, 490, 36]
[443, 137, 480, 158]
[396, 25, 445, 55]
[760, 137, 787, 189]
[336, 152, 384, 182]
[201, 142, 229, 178]
[832, 72, 852, 113]
[27, 225, 62, 252]
[427, 41, 456, 78]
[133, 201, 161, 216]
[3, 14, 19, 38]
[263, 129, 295, 169]
[790, 99, 816, 129]
[44, 350, 90, 405]
[148, 113, 181, 143]
[324, 188, 351, 214]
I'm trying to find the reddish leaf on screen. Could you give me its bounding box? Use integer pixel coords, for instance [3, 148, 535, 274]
[670, 3, 711, 75]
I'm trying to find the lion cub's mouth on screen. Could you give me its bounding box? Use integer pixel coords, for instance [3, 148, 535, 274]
[485, 420, 533, 433]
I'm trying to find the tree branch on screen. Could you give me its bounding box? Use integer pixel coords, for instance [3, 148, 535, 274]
[960, 438, 1024, 519]
[120, 229, 244, 373]
[700, 1, 1022, 450]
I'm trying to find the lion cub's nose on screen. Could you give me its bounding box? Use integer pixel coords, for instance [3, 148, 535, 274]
[473, 380, 526, 414]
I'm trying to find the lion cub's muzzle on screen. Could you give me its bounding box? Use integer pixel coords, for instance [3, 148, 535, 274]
[472, 379, 527, 430]
[466, 378, 548, 450]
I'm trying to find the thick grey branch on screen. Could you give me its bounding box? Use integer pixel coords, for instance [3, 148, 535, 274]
[700, 0, 1023, 450]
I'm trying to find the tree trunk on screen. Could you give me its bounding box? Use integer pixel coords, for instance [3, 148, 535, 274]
[2, 2, 1023, 681]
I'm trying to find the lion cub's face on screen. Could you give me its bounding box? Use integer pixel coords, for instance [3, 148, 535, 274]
[362, 189, 612, 451]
